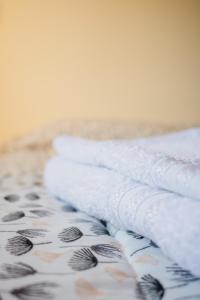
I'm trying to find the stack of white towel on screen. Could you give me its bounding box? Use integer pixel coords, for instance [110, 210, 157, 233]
[44, 128, 200, 276]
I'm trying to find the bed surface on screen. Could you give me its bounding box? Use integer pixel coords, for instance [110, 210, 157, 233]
[1, 120, 199, 300]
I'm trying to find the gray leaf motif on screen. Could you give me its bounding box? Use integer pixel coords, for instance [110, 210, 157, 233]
[0, 229, 48, 238]
[29, 210, 52, 217]
[61, 243, 122, 259]
[0, 262, 73, 279]
[17, 229, 48, 238]
[69, 248, 118, 271]
[2, 211, 25, 222]
[166, 264, 200, 285]
[25, 193, 40, 200]
[58, 226, 107, 244]
[91, 244, 122, 259]
[4, 194, 20, 203]
[90, 224, 109, 236]
[0, 263, 36, 279]
[6, 236, 52, 256]
[127, 230, 144, 239]
[11, 282, 58, 300]
[139, 274, 165, 300]
[131, 240, 158, 256]
[58, 227, 83, 243]
[61, 205, 77, 212]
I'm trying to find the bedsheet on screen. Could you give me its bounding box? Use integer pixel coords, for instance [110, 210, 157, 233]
[0, 152, 141, 300]
[108, 225, 200, 300]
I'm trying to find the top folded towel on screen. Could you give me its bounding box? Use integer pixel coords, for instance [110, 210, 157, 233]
[54, 128, 200, 200]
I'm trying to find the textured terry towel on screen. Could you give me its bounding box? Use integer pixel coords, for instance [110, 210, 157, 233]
[45, 128, 200, 276]
[53, 128, 200, 200]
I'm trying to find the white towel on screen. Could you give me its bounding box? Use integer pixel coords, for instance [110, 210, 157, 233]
[44, 128, 200, 276]
[54, 128, 200, 200]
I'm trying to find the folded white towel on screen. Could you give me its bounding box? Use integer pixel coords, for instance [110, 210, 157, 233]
[45, 157, 200, 276]
[54, 128, 200, 200]
[44, 128, 200, 276]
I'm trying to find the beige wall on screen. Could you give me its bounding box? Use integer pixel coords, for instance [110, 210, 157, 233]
[1, 0, 200, 143]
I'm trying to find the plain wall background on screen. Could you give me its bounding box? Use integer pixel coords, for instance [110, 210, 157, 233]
[1, 0, 200, 143]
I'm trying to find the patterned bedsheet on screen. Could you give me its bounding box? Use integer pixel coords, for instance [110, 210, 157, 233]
[0, 123, 200, 300]
[0, 150, 142, 300]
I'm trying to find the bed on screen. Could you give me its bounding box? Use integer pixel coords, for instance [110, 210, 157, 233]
[0, 120, 199, 300]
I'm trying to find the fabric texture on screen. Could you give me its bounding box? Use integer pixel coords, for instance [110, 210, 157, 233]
[1, 151, 200, 300]
[1, 120, 200, 300]
[53, 128, 200, 200]
[108, 223, 200, 300]
[0, 152, 142, 300]
[45, 128, 200, 276]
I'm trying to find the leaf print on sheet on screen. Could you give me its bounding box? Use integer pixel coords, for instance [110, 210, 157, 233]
[139, 274, 165, 300]
[61, 204, 77, 212]
[90, 224, 109, 236]
[11, 282, 58, 300]
[29, 210, 53, 217]
[131, 240, 159, 256]
[61, 243, 122, 259]
[69, 248, 118, 271]
[0, 229, 48, 238]
[166, 264, 200, 285]
[0, 262, 37, 279]
[0, 262, 73, 279]
[2, 210, 52, 222]
[126, 230, 144, 240]
[2, 211, 25, 222]
[105, 266, 133, 283]
[58, 226, 106, 243]
[25, 192, 40, 200]
[6, 236, 52, 256]
[33, 251, 64, 262]
[90, 244, 122, 259]
[58, 227, 84, 242]
[139, 273, 194, 300]
[69, 248, 98, 271]
[20, 204, 43, 208]
[75, 278, 105, 298]
[4, 194, 20, 202]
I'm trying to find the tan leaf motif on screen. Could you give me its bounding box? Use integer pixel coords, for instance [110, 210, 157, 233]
[75, 278, 104, 299]
[135, 254, 159, 265]
[105, 266, 134, 282]
[33, 250, 64, 262]
[32, 220, 49, 227]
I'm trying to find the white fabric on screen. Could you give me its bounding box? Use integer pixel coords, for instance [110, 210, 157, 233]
[54, 128, 200, 200]
[44, 128, 200, 276]
[45, 160, 200, 277]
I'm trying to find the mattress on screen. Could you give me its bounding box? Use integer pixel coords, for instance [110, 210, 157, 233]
[0, 120, 199, 300]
